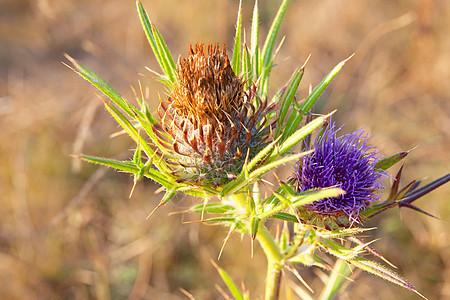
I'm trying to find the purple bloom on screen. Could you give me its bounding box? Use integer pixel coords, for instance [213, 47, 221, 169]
[294, 123, 387, 223]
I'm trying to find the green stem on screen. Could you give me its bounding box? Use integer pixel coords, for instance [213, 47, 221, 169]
[231, 193, 283, 300]
[265, 259, 282, 300]
[258, 225, 283, 300]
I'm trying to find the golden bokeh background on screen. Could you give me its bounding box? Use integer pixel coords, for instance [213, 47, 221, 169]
[1, 0, 449, 299]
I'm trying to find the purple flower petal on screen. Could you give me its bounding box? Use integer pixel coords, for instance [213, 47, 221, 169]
[294, 123, 387, 222]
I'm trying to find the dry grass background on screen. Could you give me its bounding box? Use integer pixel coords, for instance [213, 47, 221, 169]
[0, 0, 449, 299]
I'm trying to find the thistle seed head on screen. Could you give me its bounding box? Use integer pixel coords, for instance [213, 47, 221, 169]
[157, 43, 273, 187]
[171, 43, 245, 125]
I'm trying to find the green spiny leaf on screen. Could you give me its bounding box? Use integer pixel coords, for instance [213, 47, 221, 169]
[360, 202, 397, 219]
[258, 187, 343, 220]
[276, 68, 305, 136]
[128, 103, 173, 158]
[348, 257, 426, 299]
[318, 227, 376, 239]
[251, 0, 260, 80]
[242, 44, 252, 84]
[135, 154, 153, 183]
[249, 152, 308, 180]
[259, 38, 285, 97]
[220, 176, 247, 198]
[133, 146, 142, 165]
[191, 203, 236, 214]
[162, 188, 178, 203]
[246, 136, 281, 172]
[278, 181, 297, 198]
[143, 102, 159, 125]
[250, 216, 260, 240]
[80, 155, 139, 174]
[65, 56, 138, 119]
[151, 25, 177, 81]
[248, 193, 256, 215]
[277, 112, 332, 156]
[320, 238, 371, 260]
[272, 212, 298, 223]
[231, 0, 242, 75]
[144, 169, 176, 189]
[261, 0, 290, 76]
[280, 225, 289, 251]
[282, 56, 352, 141]
[252, 182, 261, 204]
[299, 55, 353, 113]
[137, 1, 166, 77]
[271, 190, 293, 207]
[137, 1, 176, 87]
[261, 185, 285, 206]
[103, 101, 156, 162]
[291, 187, 345, 208]
[212, 261, 244, 300]
[375, 151, 408, 170]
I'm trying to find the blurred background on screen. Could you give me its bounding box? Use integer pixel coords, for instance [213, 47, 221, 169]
[0, 0, 449, 299]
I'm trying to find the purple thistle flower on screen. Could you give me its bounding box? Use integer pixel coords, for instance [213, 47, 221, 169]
[294, 123, 387, 223]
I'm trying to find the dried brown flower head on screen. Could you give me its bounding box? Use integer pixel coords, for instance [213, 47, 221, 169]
[172, 43, 245, 125]
[157, 43, 274, 186]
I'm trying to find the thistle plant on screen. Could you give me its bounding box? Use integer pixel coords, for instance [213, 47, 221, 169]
[67, 0, 449, 299]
